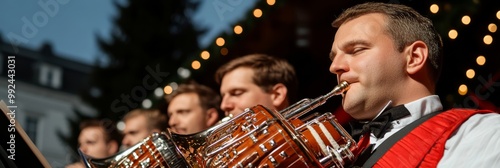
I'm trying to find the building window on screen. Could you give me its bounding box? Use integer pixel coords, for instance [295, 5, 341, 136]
[25, 116, 39, 145]
[38, 63, 62, 89]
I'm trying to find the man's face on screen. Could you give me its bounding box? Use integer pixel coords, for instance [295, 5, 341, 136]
[121, 115, 151, 149]
[168, 93, 210, 134]
[330, 13, 407, 120]
[78, 127, 114, 158]
[220, 67, 276, 116]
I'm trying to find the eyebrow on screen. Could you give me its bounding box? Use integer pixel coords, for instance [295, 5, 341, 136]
[330, 39, 371, 60]
[329, 50, 337, 61]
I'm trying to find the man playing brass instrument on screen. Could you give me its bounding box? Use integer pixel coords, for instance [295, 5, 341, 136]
[166, 82, 223, 134]
[66, 119, 121, 168]
[216, 54, 299, 117]
[329, 2, 500, 167]
[121, 108, 168, 149]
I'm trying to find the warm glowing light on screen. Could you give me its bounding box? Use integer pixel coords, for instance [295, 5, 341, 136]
[201, 51, 210, 60]
[458, 84, 468, 96]
[253, 9, 263, 18]
[461, 15, 471, 25]
[488, 23, 497, 33]
[267, 0, 276, 6]
[483, 35, 493, 45]
[430, 4, 439, 14]
[216, 37, 225, 46]
[191, 60, 201, 70]
[448, 29, 458, 39]
[476, 55, 486, 66]
[466, 69, 475, 79]
[497, 10, 500, 20]
[234, 25, 243, 34]
[220, 47, 228, 56]
[164, 85, 173, 95]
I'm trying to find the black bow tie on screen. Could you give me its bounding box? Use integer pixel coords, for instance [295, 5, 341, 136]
[350, 105, 411, 140]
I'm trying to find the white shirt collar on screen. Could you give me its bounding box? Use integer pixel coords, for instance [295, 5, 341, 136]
[372, 95, 443, 148]
[400, 95, 443, 126]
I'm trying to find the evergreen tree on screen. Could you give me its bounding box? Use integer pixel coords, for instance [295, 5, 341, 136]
[63, 1, 204, 162]
[83, 0, 204, 121]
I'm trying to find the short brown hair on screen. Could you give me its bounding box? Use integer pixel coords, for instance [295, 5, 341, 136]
[215, 54, 298, 103]
[332, 2, 443, 82]
[123, 109, 168, 132]
[165, 82, 223, 120]
[80, 119, 122, 145]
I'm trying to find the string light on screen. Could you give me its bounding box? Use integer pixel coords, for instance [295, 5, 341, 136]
[466, 69, 475, 79]
[177, 67, 191, 79]
[234, 25, 243, 35]
[476, 55, 486, 66]
[458, 84, 468, 96]
[154, 87, 163, 97]
[164, 85, 173, 95]
[169, 82, 178, 90]
[216, 37, 225, 46]
[461, 15, 471, 25]
[448, 29, 458, 39]
[488, 23, 497, 33]
[200, 51, 210, 60]
[483, 35, 493, 45]
[142, 99, 152, 108]
[220, 47, 228, 56]
[267, 0, 276, 6]
[191, 60, 201, 70]
[497, 10, 500, 20]
[430, 4, 439, 14]
[253, 9, 263, 18]
[117, 121, 125, 131]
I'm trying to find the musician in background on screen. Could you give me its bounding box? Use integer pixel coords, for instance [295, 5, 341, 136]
[166, 82, 223, 134]
[121, 108, 168, 149]
[329, 2, 500, 167]
[215, 54, 299, 117]
[66, 119, 121, 168]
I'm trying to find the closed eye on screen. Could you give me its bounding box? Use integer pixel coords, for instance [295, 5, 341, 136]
[229, 89, 244, 97]
[350, 47, 367, 55]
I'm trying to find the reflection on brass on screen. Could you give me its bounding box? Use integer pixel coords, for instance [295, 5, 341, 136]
[80, 132, 188, 168]
[80, 81, 355, 168]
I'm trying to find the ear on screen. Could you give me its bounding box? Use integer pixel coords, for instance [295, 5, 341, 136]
[107, 141, 119, 155]
[205, 108, 219, 127]
[406, 41, 429, 75]
[270, 83, 288, 109]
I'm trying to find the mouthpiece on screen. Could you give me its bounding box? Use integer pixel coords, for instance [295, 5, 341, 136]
[282, 81, 349, 119]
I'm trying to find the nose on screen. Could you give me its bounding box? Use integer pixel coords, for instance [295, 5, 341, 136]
[80, 146, 87, 154]
[329, 54, 348, 75]
[121, 137, 130, 148]
[220, 97, 234, 115]
[168, 114, 178, 128]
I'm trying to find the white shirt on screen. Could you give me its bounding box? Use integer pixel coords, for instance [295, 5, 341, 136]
[369, 95, 500, 167]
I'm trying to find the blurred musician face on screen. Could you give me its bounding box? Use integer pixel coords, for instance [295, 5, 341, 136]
[168, 93, 217, 134]
[329, 13, 410, 120]
[121, 115, 153, 149]
[220, 67, 281, 116]
[78, 127, 117, 158]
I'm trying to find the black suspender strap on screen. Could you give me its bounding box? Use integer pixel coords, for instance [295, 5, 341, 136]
[362, 111, 442, 167]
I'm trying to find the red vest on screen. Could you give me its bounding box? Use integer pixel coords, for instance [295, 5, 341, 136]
[374, 109, 495, 168]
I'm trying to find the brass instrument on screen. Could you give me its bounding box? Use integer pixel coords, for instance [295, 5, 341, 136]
[80, 81, 355, 168]
[80, 132, 188, 168]
[202, 81, 355, 167]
